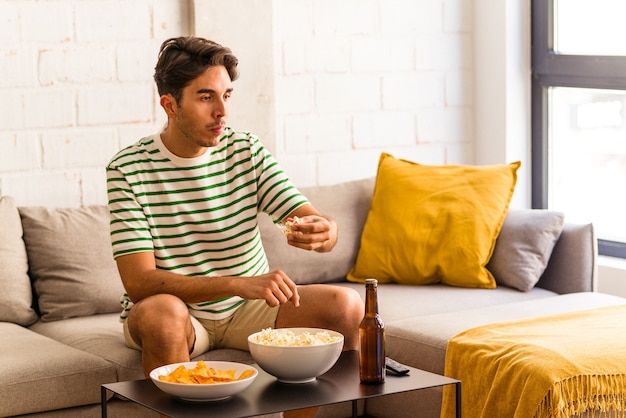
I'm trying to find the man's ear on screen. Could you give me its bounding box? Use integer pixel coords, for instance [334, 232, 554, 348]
[160, 94, 177, 119]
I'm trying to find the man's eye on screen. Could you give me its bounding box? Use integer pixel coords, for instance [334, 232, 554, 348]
[201, 95, 212, 101]
[224, 93, 231, 100]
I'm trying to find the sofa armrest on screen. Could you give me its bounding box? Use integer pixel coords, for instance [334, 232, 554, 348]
[535, 222, 598, 294]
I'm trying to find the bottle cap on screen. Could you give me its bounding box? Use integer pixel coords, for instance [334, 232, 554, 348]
[365, 278, 378, 285]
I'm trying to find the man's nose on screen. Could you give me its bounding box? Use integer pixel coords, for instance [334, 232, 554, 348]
[214, 100, 228, 119]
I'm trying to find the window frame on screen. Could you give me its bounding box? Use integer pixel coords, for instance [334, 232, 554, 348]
[531, 0, 626, 258]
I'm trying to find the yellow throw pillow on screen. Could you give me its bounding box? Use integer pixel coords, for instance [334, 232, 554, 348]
[347, 153, 521, 288]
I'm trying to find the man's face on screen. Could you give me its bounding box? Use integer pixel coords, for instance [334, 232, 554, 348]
[166, 65, 233, 156]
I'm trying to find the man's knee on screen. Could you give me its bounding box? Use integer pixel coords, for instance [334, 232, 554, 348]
[334, 287, 363, 317]
[135, 294, 188, 320]
[130, 294, 192, 340]
[313, 286, 363, 327]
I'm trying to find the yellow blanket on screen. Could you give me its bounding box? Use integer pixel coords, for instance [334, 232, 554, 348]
[441, 304, 626, 418]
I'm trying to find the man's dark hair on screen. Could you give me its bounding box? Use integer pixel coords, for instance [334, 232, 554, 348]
[154, 37, 239, 104]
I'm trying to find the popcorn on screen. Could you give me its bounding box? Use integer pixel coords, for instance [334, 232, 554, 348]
[251, 328, 341, 346]
[277, 216, 303, 236]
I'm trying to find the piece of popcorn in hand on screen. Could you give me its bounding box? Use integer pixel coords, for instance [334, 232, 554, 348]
[277, 216, 303, 236]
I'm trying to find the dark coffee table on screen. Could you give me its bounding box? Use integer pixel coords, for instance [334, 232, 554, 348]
[101, 350, 460, 418]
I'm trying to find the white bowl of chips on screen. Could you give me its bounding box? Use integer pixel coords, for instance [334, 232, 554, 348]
[248, 327, 344, 384]
[149, 360, 258, 401]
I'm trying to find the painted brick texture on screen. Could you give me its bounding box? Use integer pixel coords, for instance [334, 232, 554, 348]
[268, 0, 474, 187]
[0, 0, 188, 206]
[0, 0, 473, 207]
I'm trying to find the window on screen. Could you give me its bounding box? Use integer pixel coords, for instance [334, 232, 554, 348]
[532, 0, 626, 258]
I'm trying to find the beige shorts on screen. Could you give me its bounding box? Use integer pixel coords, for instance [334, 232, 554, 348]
[123, 299, 279, 358]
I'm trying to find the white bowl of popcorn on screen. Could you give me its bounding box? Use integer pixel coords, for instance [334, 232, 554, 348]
[248, 327, 344, 384]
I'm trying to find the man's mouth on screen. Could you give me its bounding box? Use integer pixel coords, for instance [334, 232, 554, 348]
[209, 123, 225, 135]
[209, 124, 224, 135]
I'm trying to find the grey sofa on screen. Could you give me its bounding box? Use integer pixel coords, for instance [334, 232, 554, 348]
[1, 177, 624, 418]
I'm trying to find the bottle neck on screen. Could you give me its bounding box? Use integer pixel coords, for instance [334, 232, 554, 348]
[364, 283, 379, 316]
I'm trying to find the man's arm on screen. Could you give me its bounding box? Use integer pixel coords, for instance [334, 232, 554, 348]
[116, 252, 300, 307]
[283, 203, 338, 253]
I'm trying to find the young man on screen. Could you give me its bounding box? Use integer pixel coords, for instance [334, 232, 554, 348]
[106, 37, 363, 417]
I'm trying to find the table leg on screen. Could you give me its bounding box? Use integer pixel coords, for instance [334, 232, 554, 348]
[455, 382, 462, 418]
[101, 386, 108, 418]
[352, 399, 358, 417]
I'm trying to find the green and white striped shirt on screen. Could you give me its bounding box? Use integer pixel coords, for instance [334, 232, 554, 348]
[106, 128, 308, 321]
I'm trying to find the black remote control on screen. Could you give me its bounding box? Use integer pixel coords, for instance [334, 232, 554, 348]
[385, 357, 410, 375]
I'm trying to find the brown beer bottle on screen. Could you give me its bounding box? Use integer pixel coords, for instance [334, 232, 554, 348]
[359, 278, 385, 384]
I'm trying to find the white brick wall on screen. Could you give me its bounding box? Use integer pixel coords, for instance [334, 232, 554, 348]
[266, 0, 475, 186]
[0, 0, 189, 207]
[1, 0, 474, 207]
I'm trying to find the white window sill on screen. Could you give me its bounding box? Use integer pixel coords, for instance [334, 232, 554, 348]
[598, 255, 626, 298]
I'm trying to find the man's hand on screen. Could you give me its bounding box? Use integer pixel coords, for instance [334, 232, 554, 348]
[280, 203, 338, 252]
[232, 271, 300, 307]
[284, 213, 338, 253]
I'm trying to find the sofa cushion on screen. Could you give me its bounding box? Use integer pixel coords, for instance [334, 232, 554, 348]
[0, 321, 116, 416]
[259, 178, 375, 284]
[29, 313, 254, 382]
[488, 209, 565, 291]
[29, 313, 143, 382]
[0, 196, 38, 326]
[335, 282, 557, 324]
[347, 153, 520, 288]
[19, 205, 125, 321]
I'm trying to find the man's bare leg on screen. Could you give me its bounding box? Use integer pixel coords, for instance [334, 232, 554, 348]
[126, 294, 196, 376]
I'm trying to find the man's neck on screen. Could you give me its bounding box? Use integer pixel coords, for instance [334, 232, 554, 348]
[160, 124, 208, 159]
